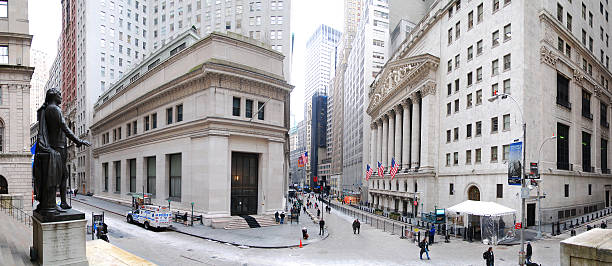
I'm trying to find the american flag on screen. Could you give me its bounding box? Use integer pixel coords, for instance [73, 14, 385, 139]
[366, 164, 373, 181]
[303, 152, 308, 164]
[377, 162, 384, 178]
[390, 158, 399, 180]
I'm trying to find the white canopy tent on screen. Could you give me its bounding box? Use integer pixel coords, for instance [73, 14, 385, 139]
[447, 200, 517, 216]
[446, 200, 517, 245]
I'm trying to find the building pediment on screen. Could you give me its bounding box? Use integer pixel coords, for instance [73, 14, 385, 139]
[368, 54, 439, 115]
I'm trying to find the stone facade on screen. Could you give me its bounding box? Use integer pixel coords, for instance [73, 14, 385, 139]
[0, 0, 34, 212]
[366, 0, 612, 227]
[91, 32, 291, 221]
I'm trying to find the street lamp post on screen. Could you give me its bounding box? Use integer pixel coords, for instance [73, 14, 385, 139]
[488, 93, 526, 265]
[535, 135, 556, 238]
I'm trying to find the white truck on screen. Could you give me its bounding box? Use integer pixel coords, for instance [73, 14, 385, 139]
[126, 205, 171, 230]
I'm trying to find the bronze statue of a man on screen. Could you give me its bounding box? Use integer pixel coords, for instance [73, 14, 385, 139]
[34, 88, 90, 216]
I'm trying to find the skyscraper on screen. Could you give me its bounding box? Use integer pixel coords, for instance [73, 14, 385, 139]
[29, 49, 50, 124]
[304, 25, 341, 187]
[147, 0, 292, 81]
[61, 0, 149, 194]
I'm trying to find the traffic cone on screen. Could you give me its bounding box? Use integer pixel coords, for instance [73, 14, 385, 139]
[299, 239, 303, 248]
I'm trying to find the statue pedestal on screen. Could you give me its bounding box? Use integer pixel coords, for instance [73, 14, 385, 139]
[32, 209, 88, 265]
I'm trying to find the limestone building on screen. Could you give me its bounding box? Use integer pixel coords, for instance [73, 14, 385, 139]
[0, 0, 34, 211]
[367, 0, 612, 228]
[91, 29, 291, 221]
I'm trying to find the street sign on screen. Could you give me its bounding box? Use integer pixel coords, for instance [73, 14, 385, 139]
[528, 162, 540, 179]
[515, 222, 522, 229]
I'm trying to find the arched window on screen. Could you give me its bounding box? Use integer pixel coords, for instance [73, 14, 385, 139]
[468, 185, 481, 201]
[0, 175, 7, 194]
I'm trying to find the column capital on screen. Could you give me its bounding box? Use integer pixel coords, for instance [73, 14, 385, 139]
[371, 122, 378, 129]
[409, 93, 420, 102]
[386, 109, 395, 117]
[393, 105, 403, 113]
[420, 82, 436, 97]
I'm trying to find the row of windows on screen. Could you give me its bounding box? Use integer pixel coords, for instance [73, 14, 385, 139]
[445, 114, 510, 143]
[233, 97, 265, 120]
[445, 145, 509, 166]
[101, 104, 183, 145]
[446, 79, 511, 112]
[447, 0, 511, 44]
[102, 153, 181, 199]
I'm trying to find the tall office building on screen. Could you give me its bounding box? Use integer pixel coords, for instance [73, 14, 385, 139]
[61, 0, 149, 194]
[367, 0, 612, 227]
[341, 0, 390, 198]
[304, 24, 341, 187]
[147, 0, 292, 81]
[29, 49, 50, 124]
[0, 0, 35, 211]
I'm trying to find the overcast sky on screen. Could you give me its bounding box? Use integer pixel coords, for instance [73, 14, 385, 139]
[28, 0, 344, 127]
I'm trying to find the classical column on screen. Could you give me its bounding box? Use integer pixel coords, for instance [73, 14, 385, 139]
[394, 105, 403, 167]
[382, 115, 389, 169]
[387, 110, 395, 168]
[371, 122, 377, 168]
[411, 94, 421, 169]
[402, 100, 411, 170]
[419, 84, 437, 171]
[377, 119, 383, 166]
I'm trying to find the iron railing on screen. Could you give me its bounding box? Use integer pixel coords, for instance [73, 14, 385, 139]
[0, 200, 32, 227]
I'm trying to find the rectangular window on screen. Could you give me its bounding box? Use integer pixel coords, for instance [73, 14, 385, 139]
[601, 138, 608, 172]
[467, 93, 473, 108]
[468, 11, 474, 29]
[477, 67, 482, 82]
[582, 90, 592, 119]
[152, 113, 157, 129]
[447, 130, 451, 142]
[257, 102, 265, 120]
[233, 97, 241, 116]
[588, 184, 592, 195]
[447, 103, 452, 115]
[467, 124, 472, 138]
[503, 79, 511, 94]
[503, 54, 511, 70]
[466, 150, 472, 164]
[503, 144, 510, 161]
[567, 13, 572, 31]
[115, 161, 121, 192]
[491, 146, 498, 162]
[447, 83, 452, 95]
[476, 90, 482, 105]
[454, 99, 460, 112]
[245, 99, 253, 118]
[454, 127, 459, 141]
[448, 28, 453, 44]
[583, 131, 592, 172]
[602, 103, 609, 127]
[448, 60, 453, 72]
[132, 121, 137, 135]
[0, 45, 7, 64]
[455, 21, 461, 39]
[492, 83, 499, 96]
[503, 114, 510, 130]
[475, 148, 482, 163]
[492, 30, 500, 46]
[169, 154, 182, 200]
[557, 3, 564, 22]
[166, 108, 173, 124]
[129, 159, 136, 193]
[453, 152, 459, 165]
[103, 163, 109, 191]
[557, 73, 570, 109]
[564, 184, 569, 197]
[450, 183, 454, 195]
[145, 116, 150, 131]
[477, 40, 483, 55]
[446, 153, 451, 166]
[127, 123, 131, 137]
[493, 0, 500, 12]
[497, 184, 503, 198]
[491, 117, 499, 133]
[467, 72, 473, 86]
[476, 121, 482, 136]
[468, 46, 473, 60]
[176, 104, 183, 122]
[147, 156, 156, 196]
[558, 37, 565, 51]
[557, 123, 570, 170]
[477, 3, 483, 22]
[455, 54, 460, 68]
[492, 59, 499, 75]
[0, 0, 7, 17]
[504, 24, 511, 40]
[455, 79, 460, 92]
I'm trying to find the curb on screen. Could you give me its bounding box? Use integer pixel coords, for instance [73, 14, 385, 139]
[72, 197, 330, 249]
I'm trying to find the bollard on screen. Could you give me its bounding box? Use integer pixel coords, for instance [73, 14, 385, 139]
[582, 217, 585, 223]
[587, 216, 590, 222]
[551, 223, 555, 236]
[417, 231, 421, 243]
[563, 222, 567, 230]
[409, 218, 412, 225]
[556, 221, 561, 235]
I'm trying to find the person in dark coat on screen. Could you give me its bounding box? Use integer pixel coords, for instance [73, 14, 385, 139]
[483, 247, 494, 266]
[601, 221, 608, 229]
[280, 212, 285, 224]
[319, 219, 325, 235]
[352, 219, 361, 234]
[317, 208, 321, 217]
[419, 238, 430, 260]
[274, 211, 280, 223]
[303, 206, 307, 214]
[526, 241, 533, 263]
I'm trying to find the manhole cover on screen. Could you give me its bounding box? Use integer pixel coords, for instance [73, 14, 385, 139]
[187, 249, 193, 251]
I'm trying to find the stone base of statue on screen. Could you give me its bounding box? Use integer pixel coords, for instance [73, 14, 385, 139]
[32, 209, 88, 265]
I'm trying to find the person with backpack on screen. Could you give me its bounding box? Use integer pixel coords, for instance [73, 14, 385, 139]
[280, 212, 285, 224]
[419, 238, 430, 260]
[483, 246, 494, 266]
[275, 211, 280, 224]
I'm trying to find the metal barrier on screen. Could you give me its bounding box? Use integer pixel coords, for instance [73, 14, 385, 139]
[0, 200, 32, 227]
[331, 201, 425, 237]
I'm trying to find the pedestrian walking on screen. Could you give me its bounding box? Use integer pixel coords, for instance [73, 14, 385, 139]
[280, 212, 285, 224]
[275, 211, 280, 224]
[429, 225, 435, 244]
[419, 238, 430, 260]
[483, 247, 494, 266]
[601, 221, 608, 229]
[352, 219, 361, 234]
[526, 241, 533, 263]
[317, 208, 321, 218]
[319, 219, 325, 235]
[303, 206, 307, 214]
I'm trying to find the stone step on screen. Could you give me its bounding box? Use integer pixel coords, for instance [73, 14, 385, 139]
[224, 215, 279, 229]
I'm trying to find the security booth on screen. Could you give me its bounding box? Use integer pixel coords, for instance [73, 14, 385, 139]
[130, 192, 152, 210]
[447, 200, 516, 245]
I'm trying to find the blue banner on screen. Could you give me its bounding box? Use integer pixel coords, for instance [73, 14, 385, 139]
[508, 142, 522, 186]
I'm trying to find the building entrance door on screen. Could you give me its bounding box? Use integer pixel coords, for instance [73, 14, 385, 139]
[606, 190, 610, 207]
[0, 175, 7, 194]
[230, 152, 259, 216]
[527, 203, 536, 227]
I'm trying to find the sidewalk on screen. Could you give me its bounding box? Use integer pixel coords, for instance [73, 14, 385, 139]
[71, 194, 328, 248]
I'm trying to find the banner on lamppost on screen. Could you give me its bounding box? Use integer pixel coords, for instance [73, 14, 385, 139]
[508, 142, 522, 186]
